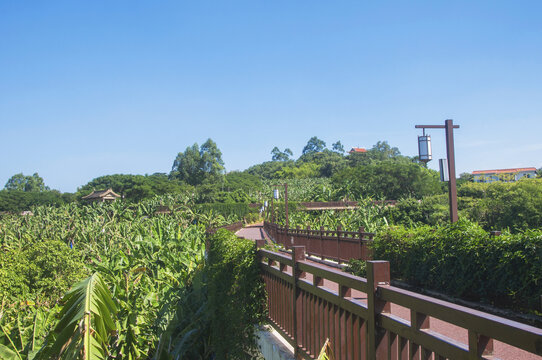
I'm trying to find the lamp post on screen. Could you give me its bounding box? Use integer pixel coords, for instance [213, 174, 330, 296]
[272, 183, 289, 228]
[415, 119, 460, 223]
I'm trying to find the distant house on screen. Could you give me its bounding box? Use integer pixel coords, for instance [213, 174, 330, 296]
[472, 167, 537, 183]
[82, 188, 121, 202]
[349, 147, 367, 154]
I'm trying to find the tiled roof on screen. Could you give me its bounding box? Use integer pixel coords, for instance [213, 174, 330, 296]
[349, 147, 367, 153]
[82, 188, 121, 199]
[472, 167, 537, 175]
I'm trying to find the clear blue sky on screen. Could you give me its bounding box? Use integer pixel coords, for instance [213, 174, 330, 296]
[1, 1, 541, 192]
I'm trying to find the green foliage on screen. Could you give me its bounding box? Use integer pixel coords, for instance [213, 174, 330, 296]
[302, 136, 326, 155]
[206, 230, 266, 359]
[274, 162, 321, 179]
[276, 199, 389, 233]
[0, 190, 73, 212]
[271, 147, 293, 161]
[224, 171, 262, 193]
[246, 160, 295, 179]
[458, 179, 542, 231]
[170, 139, 225, 186]
[77, 174, 190, 202]
[0, 200, 215, 359]
[333, 160, 443, 200]
[36, 273, 117, 360]
[331, 141, 344, 154]
[0, 240, 88, 303]
[261, 178, 336, 202]
[196, 202, 256, 219]
[4, 173, 49, 192]
[385, 195, 449, 227]
[371, 220, 542, 312]
[297, 149, 347, 177]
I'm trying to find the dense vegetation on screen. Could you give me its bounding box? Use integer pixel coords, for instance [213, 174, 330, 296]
[0, 199, 264, 359]
[2, 136, 541, 358]
[348, 220, 542, 315]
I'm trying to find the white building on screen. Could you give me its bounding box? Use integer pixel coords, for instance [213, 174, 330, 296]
[472, 167, 537, 183]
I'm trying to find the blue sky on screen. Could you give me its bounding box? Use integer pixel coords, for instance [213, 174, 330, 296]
[1, 1, 541, 192]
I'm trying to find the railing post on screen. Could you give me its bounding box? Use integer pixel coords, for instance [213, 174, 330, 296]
[358, 226, 365, 260]
[292, 246, 305, 358]
[306, 225, 311, 255]
[336, 226, 342, 262]
[367, 261, 391, 359]
[320, 226, 325, 261]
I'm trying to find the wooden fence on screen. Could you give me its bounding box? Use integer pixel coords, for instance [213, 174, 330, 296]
[263, 221, 374, 263]
[257, 244, 542, 360]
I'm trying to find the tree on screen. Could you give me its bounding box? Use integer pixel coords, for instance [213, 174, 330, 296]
[367, 141, 401, 161]
[298, 149, 347, 177]
[302, 136, 326, 155]
[333, 160, 443, 200]
[170, 139, 225, 185]
[271, 147, 293, 161]
[332, 141, 345, 154]
[4, 173, 49, 192]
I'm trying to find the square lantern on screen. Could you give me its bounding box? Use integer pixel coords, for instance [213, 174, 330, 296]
[273, 189, 280, 199]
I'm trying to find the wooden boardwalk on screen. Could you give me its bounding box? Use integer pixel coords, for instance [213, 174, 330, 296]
[237, 225, 542, 360]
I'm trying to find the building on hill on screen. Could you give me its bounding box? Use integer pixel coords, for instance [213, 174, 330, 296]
[349, 147, 367, 154]
[81, 188, 121, 202]
[472, 167, 537, 183]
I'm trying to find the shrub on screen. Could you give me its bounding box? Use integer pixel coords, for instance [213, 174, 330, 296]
[369, 220, 542, 313]
[206, 229, 266, 359]
[0, 240, 88, 302]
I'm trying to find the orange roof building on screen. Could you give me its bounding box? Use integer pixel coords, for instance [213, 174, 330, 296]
[349, 147, 367, 154]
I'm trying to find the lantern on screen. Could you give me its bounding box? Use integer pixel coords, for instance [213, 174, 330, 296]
[418, 135, 432, 163]
[273, 189, 280, 199]
[439, 158, 449, 182]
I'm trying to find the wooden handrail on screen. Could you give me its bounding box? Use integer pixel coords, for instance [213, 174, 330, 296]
[256, 244, 542, 359]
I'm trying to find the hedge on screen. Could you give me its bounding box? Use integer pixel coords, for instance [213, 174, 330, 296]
[369, 219, 542, 313]
[205, 229, 266, 359]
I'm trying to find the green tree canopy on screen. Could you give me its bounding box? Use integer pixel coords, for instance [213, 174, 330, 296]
[333, 160, 443, 200]
[78, 173, 188, 202]
[4, 173, 49, 192]
[367, 141, 401, 161]
[271, 147, 293, 161]
[332, 141, 345, 153]
[170, 139, 225, 185]
[302, 136, 326, 155]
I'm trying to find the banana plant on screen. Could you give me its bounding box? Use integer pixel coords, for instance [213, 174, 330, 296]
[35, 273, 117, 360]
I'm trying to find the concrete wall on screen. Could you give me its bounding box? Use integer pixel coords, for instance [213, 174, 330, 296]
[257, 325, 295, 360]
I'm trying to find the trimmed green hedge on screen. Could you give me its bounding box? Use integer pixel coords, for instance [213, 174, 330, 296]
[196, 203, 257, 219]
[369, 220, 542, 313]
[206, 229, 266, 359]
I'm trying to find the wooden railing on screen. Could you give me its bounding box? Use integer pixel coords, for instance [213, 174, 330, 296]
[264, 221, 374, 262]
[256, 244, 542, 360]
